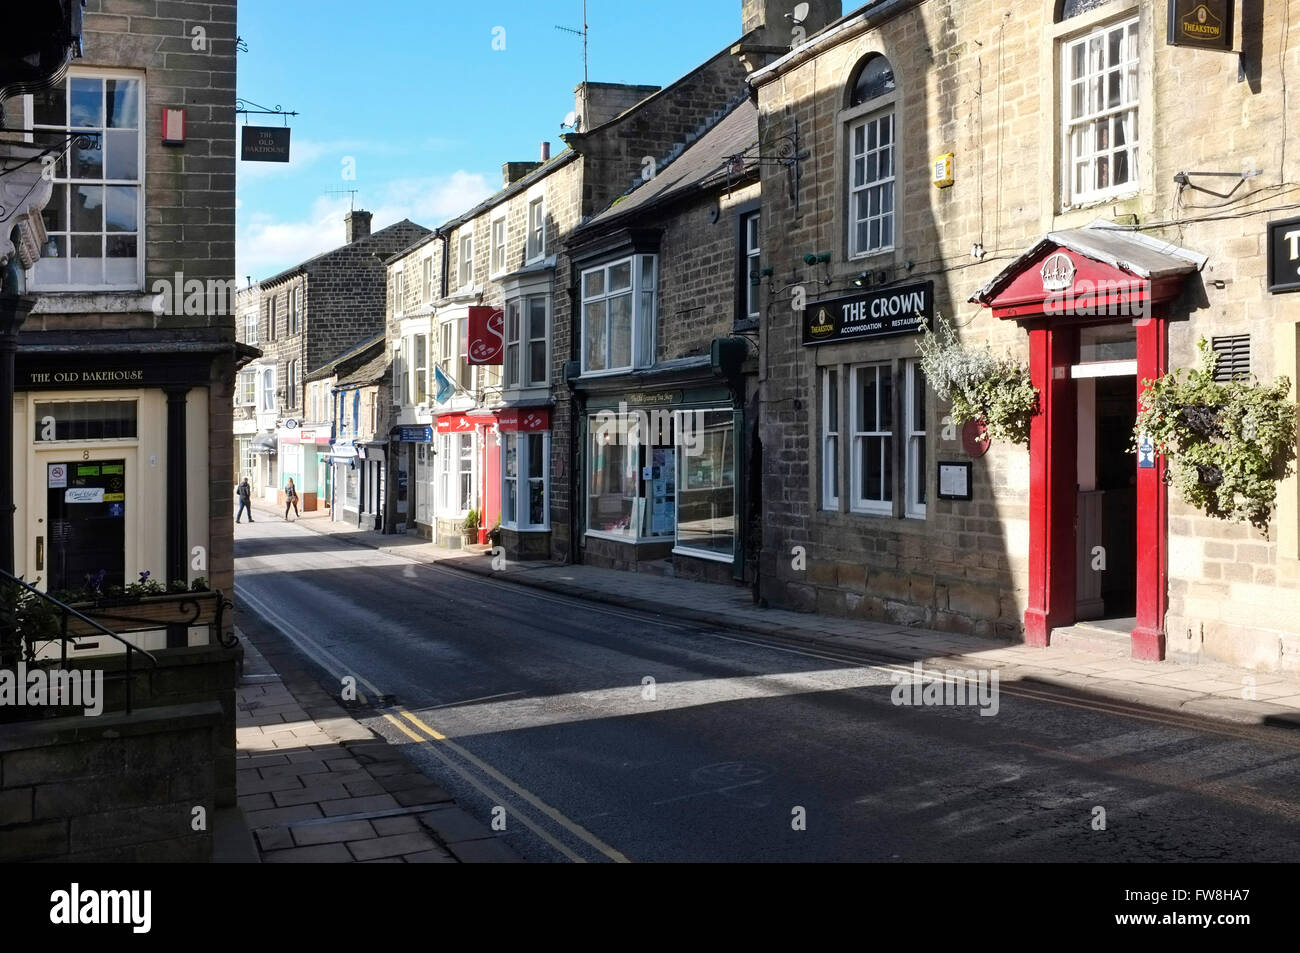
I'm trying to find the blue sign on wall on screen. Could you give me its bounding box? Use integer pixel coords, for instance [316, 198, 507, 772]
[398, 426, 433, 443]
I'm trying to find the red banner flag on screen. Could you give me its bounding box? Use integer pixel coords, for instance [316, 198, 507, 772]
[467, 306, 504, 365]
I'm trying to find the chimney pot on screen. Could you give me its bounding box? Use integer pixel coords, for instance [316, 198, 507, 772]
[541, 141, 551, 162]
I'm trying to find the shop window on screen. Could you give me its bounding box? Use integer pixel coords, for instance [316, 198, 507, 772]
[822, 368, 840, 509]
[505, 295, 548, 388]
[438, 432, 474, 515]
[674, 409, 736, 561]
[587, 409, 677, 541]
[502, 431, 550, 530]
[28, 71, 143, 290]
[527, 197, 545, 263]
[241, 438, 257, 479]
[458, 233, 473, 288]
[1061, 16, 1139, 206]
[491, 214, 506, 274]
[33, 400, 137, 441]
[580, 255, 657, 374]
[844, 54, 897, 260]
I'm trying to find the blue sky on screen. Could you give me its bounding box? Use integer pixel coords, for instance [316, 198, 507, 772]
[235, 1, 748, 280]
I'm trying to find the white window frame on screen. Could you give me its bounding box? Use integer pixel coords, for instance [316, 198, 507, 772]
[504, 294, 549, 389]
[413, 332, 428, 406]
[421, 256, 434, 304]
[847, 109, 896, 259]
[672, 408, 736, 563]
[850, 362, 893, 515]
[458, 233, 473, 288]
[238, 370, 257, 406]
[437, 431, 475, 517]
[526, 197, 546, 263]
[743, 211, 761, 320]
[501, 430, 550, 530]
[26, 68, 146, 292]
[491, 212, 507, 275]
[394, 270, 405, 316]
[1061, 15, 1140, 207]
[391, 344, 403, 407]
[260, 367, 275, 412]
[243, 312, 258, 344]
[579, 254, 657, 376]
[904, 358, 927, 520]
[822, 367, 840, 510]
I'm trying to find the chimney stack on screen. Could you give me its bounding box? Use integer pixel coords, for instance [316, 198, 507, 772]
[345, 209, 372, 243]
[573, 82, 662, 131]
[540, 141, 551, 162]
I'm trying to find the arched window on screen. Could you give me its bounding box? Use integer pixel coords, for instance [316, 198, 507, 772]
[848, 53, 895, 108]
[843, 53, 898, 258]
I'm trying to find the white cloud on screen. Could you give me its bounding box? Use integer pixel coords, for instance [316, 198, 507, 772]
[237, 170, 495, 280]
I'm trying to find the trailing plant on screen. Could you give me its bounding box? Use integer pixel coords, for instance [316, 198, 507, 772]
[916, 313, 1039, 446]
[1133, 338, 1297, 535]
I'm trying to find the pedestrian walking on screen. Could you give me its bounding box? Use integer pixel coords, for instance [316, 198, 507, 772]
[284, 477, 300, 521]
[236, 477, 254, 523]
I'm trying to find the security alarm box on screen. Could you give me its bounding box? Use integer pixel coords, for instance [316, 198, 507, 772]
[932, 153, 954, 188]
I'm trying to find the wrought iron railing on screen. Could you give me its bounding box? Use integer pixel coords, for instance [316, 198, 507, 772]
[0, 569, 158, 715]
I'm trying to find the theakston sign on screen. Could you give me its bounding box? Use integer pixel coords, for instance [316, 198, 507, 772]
[802, 280, 934, 346]
[1166, 1, 1233, 51]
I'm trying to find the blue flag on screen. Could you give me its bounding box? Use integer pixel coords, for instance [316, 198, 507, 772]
[433, 365, 455, 404]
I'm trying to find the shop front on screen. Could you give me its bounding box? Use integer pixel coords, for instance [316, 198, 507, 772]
[12, 351, 218, 648]
[498, 406, 552, 559]
[575, 365, 743, 582]
[973, 224, 1205, 660]
[278, 424, 329, 511]
[431, 411, 498, 549]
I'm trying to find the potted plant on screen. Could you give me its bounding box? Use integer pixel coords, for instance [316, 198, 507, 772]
[916, 312, 1039, 447]
[488, 514, 503, 548]
[1133, 338, 1297, 536]
[462, 509, 479, 546]
[54, 571, 220, 637]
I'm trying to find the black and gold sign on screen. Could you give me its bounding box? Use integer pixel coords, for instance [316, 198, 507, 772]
[1166, 1, 1233, 51]
[801, 281, 934, 347]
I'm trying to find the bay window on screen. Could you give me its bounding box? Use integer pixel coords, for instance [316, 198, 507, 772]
[413, 333, 427, 404]
[502, 431, 549, 529]
[580, 255, 657, 374]
[675, 409, 735, 560]
[504, 295, 548, 388]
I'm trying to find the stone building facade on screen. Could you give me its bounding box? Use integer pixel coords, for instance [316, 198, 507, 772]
[234, 211, 428, 512]
[751, 0, 1300, 671]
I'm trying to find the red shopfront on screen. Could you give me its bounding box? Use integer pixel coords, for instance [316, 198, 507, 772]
[973, 224, 1205, 661]
[435, 407, 550, 544]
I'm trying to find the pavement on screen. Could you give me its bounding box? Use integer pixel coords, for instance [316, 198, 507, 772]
[247, 499, 1300, 733]
[234, 620, 522, 863]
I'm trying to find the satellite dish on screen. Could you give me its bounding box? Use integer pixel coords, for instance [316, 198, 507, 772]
[793, 2, 809, 22]
[561, 110, 580, 131]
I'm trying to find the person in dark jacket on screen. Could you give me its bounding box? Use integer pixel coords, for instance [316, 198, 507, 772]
[236, 477, 254, 523]
[285, 477, 300, 521]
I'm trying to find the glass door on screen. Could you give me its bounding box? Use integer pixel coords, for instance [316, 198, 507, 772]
[45, 458, 127, 593]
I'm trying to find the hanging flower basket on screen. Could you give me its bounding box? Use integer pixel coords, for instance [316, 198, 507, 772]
[1133, 338, 1297, 536]
[916, 313, 1039, 447]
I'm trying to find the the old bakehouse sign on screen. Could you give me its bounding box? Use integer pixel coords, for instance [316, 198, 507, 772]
[803, 280, 934, 346]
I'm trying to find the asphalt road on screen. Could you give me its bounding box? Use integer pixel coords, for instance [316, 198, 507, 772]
[234, 519, 1300, 863]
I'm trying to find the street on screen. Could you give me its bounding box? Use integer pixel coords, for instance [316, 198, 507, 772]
[235, 520, 1300, 863]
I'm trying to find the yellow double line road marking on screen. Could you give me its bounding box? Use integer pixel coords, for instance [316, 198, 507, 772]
[383, 708, 631, 864]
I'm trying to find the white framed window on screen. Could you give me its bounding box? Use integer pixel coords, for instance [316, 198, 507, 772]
[904, 359, 927, 519]
[848, 112, 895, 258]
[438, 320, 454, 389]
[491, 213, 506, 274]
[28, 69, 144, 290]
[421, 257, 434, 303]
[437, 318, 473, 394]
[265, 297, 277, 342]
[1062, 16, 1139, 206]
[526, 197, 545, 262]
[243, 312, 258, 344]
[822, 367, 839, 509]
[260, 367, 275, 411]
[438, 432, 475, 515]
[502, 431, 550, 529]
[458, 234, 473, 287]
[580, 255, 656, 375]
[241, 437, 257, 479]
[288, 287, 300, 334]
[413, 333, 428, 405]
[742, 211, 760, 320]
[391, 344, 403, 407]
[394, 271, 405, 316]
[851, 363, 892, 514]
[504, 294, 548, 388]
[238, 371, 257, 406]
[398, 338, 410, 406]
[674, 409, 735, 561]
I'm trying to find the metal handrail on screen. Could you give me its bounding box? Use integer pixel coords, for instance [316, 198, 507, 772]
[1, 569, 159, 714]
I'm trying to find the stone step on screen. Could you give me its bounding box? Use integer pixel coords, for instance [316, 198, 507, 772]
[1050, 620, 1134, 657]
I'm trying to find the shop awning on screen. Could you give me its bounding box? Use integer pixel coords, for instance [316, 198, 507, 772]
[250, 434, 277, 455]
